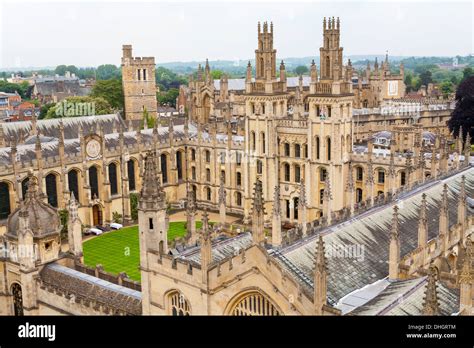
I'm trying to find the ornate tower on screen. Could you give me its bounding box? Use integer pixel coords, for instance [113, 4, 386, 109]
[121, 44, 158, 121]
[255, 22, 276, 81]
[320, 17, 343, 81]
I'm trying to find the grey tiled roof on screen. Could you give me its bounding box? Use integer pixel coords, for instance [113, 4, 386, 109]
[40, 263, 142, 315]
[350, 277, 460, 316]
[274, 168, 474, 304]
[179, 232, 253, 264]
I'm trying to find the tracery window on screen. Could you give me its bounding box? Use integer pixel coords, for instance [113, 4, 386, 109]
[229, 292, 280, 316]
[168, 291, 190, 316]
[11, 283, 23, 316]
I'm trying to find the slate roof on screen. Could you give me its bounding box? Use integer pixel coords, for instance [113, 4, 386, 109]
[178, 232, 253, 264]
[0, 121, 243, 166]
[40, 263, 142, 315]
[1, 113, 124, 141]
[349, 277, 460, 316]
[273, 168, 474, 305]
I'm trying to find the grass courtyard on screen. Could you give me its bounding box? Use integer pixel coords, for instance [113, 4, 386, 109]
[83, 221, 205, 281]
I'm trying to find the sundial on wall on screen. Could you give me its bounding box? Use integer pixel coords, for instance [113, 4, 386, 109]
[86, 139, 101, 159]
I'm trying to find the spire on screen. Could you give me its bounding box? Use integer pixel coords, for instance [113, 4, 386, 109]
[140, 151, 165, 203]
[313, 234, 328, 314]
[246, 61, 252, 82]
[200, 209, 212, 271]
[418, 193, 428, 248]
[310, 59, 318, 83]
[252, 179, 265, 245]
[69, 191, 79, 221]
[389, 205, 400, 280]
[422, 265, 440, 315]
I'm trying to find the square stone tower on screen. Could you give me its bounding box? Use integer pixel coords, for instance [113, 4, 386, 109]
[121, 45, 157, 120]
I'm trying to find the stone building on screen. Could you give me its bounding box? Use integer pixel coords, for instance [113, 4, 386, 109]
[0, 17, 472, 316]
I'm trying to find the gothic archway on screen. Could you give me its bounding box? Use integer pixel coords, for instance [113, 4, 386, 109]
[225, 289, 281, 316]
[166, 290, 191, 315]
[11, 283, 23, 316]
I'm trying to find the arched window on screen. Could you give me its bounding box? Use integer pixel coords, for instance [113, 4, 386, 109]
[176, 151, 183, 180]
[191, 166, 196, 180]
[400, 171, 406, 186]
[191, 148, 196, 161]
[45, 173, 58, 207]
[206, 169, 211, 182]
[108, 163, 118, 196]
[89, 166, 99, 199]
[284, 163, 290, 181]
[127, 160, 136, 191]
[356, 188, 363, 203]
[251, 132, 256, 151]
[160, 154, 168, 184]
[206, 187, 211, 201]
[356, 167, 363, 181]
[295, 144, 301, 158]
[257, 160, 263, 175]
[327, 137, 331, 161]
[0, 182, 11, 220]
[236, 172, 242, 186]
[316, 136, 320, 160]
[236, 152, 242, 166]
[205, 150, 211, 163]
[236, 192, 242, 206]
[229, 291, 280, 316]
[319, 189, 324, 205]
[168, 291, 191, 316]
[284, 143, 290, 157]
[11, 283, 23, 316]
[377, 169, 385, 184]
[294, 165, 301, 183]
[293, 197, 299, 220]
[21, 177, 29, 200]
[68, 170, 80, 202]
[304, 144, 308, 158]
[260, 58, 264, 77]
[325, 56, 330, 77]
[261, 132, 266, 154]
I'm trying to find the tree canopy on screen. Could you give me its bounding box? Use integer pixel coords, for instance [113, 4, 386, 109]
[90, 79, 124, 109]
[44, 96, 113, 119]
[448, 76, 474, 143]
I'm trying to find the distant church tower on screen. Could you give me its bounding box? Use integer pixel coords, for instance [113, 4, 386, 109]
[121, 44, 158, 121]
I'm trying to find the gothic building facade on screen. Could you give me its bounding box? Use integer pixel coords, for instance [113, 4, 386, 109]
[0, 18, 472, 316]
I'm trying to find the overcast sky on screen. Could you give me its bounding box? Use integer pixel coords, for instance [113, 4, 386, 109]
[0, 0, 472, 69]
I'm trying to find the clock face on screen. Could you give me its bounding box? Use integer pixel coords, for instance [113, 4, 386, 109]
[86, 139, 101, 159]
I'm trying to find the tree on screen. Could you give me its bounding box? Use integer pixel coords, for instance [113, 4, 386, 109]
[96, 64, 121, 80]
[419, 70, 433, 87]
[211, 70, 224, 80]
[129, 193, 139, 221]
[448, 76, 474, 143]
[294, 65, 309, 75]
[45, 96, 113, 119]
[0, 80, 30, 98]
[90, 79, 124, 109]
[140, 108, 155, 129]
[54, 65, 68, 76]
[157, 88, 179, 107]
[39, 103, 56, 120]
[440, 80, 454, 98]
[462, 67, 474, 82]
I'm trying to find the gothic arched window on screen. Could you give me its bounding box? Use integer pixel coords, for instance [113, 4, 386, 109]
[294, 165, 301, 183]
[21, 177, 29, 200]
[45, 173, 58, 207]
[316, 136, 320, 160]
[89, 166, 99, 199]
[68, 169, 80, 202]
[327, 137, 332, 161]
[160, 154, 168, 184]
[236, 192, 242, 206]
[284, 163, 290, 181]
[400, 171, 406, 186]
[127, 160, 136, 191]
[356, 167, 363, 181]
[356, 188, 363, 203]
[295, 144, 301, 158]
[11, 283, 23, 316]
[257, 160, 263, 175]
[229, 291, 280, 316]
[0, 182, 11, 220]
[168, 291, 190, 316]
[176, 151, 183, 180]
[108, 163, 118, 196]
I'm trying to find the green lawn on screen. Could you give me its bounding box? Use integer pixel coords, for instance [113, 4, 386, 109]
[83, 221, 206, 281]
